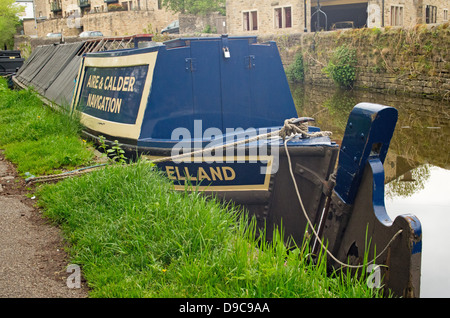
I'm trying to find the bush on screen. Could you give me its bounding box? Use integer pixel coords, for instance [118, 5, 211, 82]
[108, 3, 124, 11]
[286, 53, 305, 83]
[323, 45, 357, 88]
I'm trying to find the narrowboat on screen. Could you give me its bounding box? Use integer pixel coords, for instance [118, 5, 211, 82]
[12, 35, 422, 297]
[0, 50, 24, 76]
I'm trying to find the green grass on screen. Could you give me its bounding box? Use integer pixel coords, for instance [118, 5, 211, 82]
[36, 161, 386, 298]
[0, 78, 93, 175]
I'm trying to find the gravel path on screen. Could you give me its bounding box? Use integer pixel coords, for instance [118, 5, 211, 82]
[0, 152, 88, 298]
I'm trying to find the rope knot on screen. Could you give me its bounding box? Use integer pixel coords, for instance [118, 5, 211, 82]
[279, 117, 332, 140]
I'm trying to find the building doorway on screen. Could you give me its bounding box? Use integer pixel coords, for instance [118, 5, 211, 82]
[311, 1, 368, 31]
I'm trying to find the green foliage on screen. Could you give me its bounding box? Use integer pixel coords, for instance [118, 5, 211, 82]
[98, 136, 128, 164]
[323, 45, 357, 88]
[161, 0, 225, 15]
[17, 41, 32, 59]
[202, 24, 217, 34]
[106, 140, 127, 164]
[286, 53, 305, 83]
[142, 23, 170, 42]
[107, 3, 124, 11]
[0, 0, 24, 49]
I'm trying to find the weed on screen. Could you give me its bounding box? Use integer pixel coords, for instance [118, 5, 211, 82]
[202, 24, 217, 34]
[286, 52, 305, 83]
[323, 45, 357, 88]
[97, 136, 128, 165]
[142, 23, 170, 42]
[107, 140, 127, 164]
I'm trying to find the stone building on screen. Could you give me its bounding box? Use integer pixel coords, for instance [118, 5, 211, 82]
[226, 0, 449, 35]
[23, 0, 177, 37]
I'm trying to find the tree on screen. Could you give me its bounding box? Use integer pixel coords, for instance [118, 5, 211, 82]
[161, 0, 225, 15]
[0, 0, 24, 49]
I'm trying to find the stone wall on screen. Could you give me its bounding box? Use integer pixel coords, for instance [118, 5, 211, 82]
[79, 9, 176, 36]
[179, 13, 227, 34]
[262, 24, 450, 100]
[23, 6, 177, 38]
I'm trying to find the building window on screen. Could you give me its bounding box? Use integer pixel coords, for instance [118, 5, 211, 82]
[274, 6, 292, 28]
[390, 6, 403, 26]
[243, 10, 258, 31]
[426, 5, 437, 23]
[444, 9, 448, 21]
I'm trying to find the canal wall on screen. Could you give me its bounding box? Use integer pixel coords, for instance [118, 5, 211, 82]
[262, 24, 450, 100]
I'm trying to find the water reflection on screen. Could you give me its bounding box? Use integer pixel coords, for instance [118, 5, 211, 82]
[292, 84, 450, 298]
[386, 166, 450, 298]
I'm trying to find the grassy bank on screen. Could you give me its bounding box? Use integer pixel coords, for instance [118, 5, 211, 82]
[0, 78, 93, 175]
[36, 162, 383, 298]
[1, 78, 385, 298]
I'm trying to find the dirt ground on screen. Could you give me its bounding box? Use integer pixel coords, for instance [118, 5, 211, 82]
[0, 151, 89, 298]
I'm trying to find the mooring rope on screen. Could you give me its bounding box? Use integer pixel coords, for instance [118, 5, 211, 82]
[25, 118, 317, 184]
[150, 117, 330, 164]
[25, 164, 108, 184]
[283, 135, 403, 270]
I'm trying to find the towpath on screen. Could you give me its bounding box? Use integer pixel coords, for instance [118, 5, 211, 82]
[0, 151, 88, 298]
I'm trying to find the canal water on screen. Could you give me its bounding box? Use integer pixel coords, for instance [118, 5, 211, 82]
[291, 84, 450, 298]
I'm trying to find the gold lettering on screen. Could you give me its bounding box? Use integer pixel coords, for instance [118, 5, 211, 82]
[116, 77, 124, 91]
[222, 167, 236, 180]
[104, 76, 110, 90]
[100, 96, 105, 111]
[111, 77, 117, 90]
[165, 166, 176, 180]
[115, 98, 122, 114]
[175, 166, 185, 181]
[87, 93, 92, 106]
[123, 77, 129, 91]
[198, 167, 211, 181]
[128, 77, 135, 92]
[209, 167, 223, 181]
[182, 167, 197, 181]
[87, 75, 99, 89]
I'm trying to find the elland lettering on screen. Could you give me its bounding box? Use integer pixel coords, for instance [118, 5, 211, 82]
[165, 166, 236, 182]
